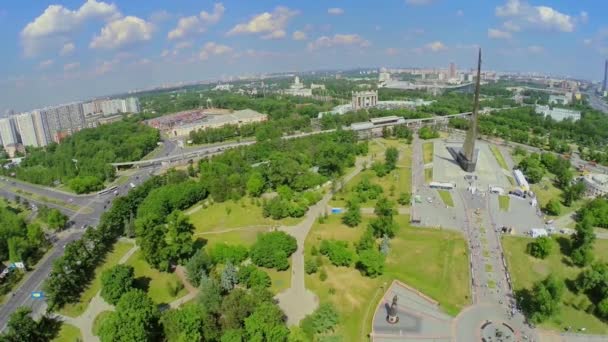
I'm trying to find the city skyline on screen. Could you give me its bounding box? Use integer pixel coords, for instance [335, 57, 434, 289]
[1, 0, 607, 112]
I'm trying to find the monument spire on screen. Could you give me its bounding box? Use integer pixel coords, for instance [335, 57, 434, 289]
[447, 48, 482, 172]
[463, 48, 482, 163]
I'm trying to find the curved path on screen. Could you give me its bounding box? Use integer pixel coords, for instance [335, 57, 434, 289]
[276, 156, 369, 325]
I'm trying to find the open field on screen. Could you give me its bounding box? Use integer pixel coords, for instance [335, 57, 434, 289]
[125, 250, 187, 305]
[331, 139, 412, 208]
[263, 266, 291, 294]
[498, 195, 510, 211]
[502, 236, 608, 333]
[304, 214, 470, 341]
[423, 142, 434, 165]
[187, 198, 301, 235]
[437, 190, 454, 207]
[490, 145, 509, 170]
[59, 241, 134, 317]
[531, 175, 586, 219]
[52, 323, 82, 342]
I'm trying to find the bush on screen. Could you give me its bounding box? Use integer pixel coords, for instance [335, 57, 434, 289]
[185, 248, 212, 287]
[319, 269, 327, 282]
[210, 244, 249, 265]
[305, 258, 318, 274]
[545, 199, 562, 216]
[356, 249, 385, 278]
[319, 240, 353, 267]
[527, 237, 552, 259]
[250, 231, 297, 270]
[300, 303, 339, 339]
[237, 265, 271, 289]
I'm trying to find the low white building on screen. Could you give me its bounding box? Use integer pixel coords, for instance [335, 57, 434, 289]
[530, 228, 548, 238]
[282, 76, 313, 97]
[535, 105, 581, 122]
[513, 169, 530, 192]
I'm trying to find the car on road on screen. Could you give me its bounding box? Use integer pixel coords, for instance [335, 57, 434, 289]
[129, 182, 136, 189]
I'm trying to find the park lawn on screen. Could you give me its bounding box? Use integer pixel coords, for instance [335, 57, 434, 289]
[331, 143, 412, 208]
[59, 241, 134, 317]
[502, 236, 608, 333]
[530, 175, 586, 219]
[304, 214, 470, 341]
[490, 145, 509, 171]
[92, 310, 113, 336]
[125, 250, 187, 305]
[187, 198, 301, 235]
[425, 168, 433, 183]
[498, 195, 510, 211]
[422, 142, 434, 165]
[438, 190, 454, 207]
[263, 266, 291, 294]
[52, 323, 82, 342]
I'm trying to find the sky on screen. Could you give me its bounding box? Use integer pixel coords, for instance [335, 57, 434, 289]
[0, 0, 607, 112]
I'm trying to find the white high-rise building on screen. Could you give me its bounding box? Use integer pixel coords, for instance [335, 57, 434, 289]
[0, 118, 17, 147]
[31, 110, 49, 146]
[14, 112, 39, 147]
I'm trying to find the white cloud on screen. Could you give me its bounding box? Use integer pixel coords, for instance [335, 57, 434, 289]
[90, 16, 154, 49]
[495, 0, 575, 33]
[327, 8, 344, 15]
[199, 42, 233, 60]
[38, 59, 54, 69]
[60, 42, 75, 56]
[307, 34, 370, 51]
[488, 28, 512, 40]
[168, 3, 224, 40]
[385, 48, 399, 56]
[405, 0, 433, 6]
[63, 62, 80, 71]
[527, 45, 544, 54]
[227, 6, 297, 40]
[292, 30, 307, 41]
[424, 41, 447, 52]
[21, 0, 121, 56]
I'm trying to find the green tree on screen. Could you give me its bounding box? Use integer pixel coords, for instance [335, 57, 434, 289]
[247, 172, 266, 197]
[0, 307, 59, 342]
[545, 199, 561, 216]
[384, 147, 399, 171]
[238, 265, 272, 289]
[185, 247, 212, 287]
[356, 249, 385, 277]
[319, 240, 353, 267]
[99, 289, 160, 342]
[527, 237, 553, 259]
[300, 303, 339, 339]
[356, 227, 375, 253]
[164, 210, 195, 265]
[397, 192, 411, 206]
[524, 275, 564, 323]
[46, 209, 68, 230]
[221, 262, 239, 292]
[198, 275, 223, 314]
[100, 265, 135, 305]
[341, 200, 361, 227]
[210, 243, 249, 265]
[250, 232, 297, 270]
[160, 305, 205, 342]
[244, 302, 289, 342]
[304, 258, 318, 274]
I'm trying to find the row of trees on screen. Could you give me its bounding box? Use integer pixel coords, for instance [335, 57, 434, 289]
[3, 120, 159, 193]
[0, 204, 47, 267]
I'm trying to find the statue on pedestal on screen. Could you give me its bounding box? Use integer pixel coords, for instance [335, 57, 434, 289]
[386, 295, 399, 324]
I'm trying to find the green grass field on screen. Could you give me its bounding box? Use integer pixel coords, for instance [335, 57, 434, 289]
[187, 199, 301, 235]
[304, 214, 470, 341]
[498, 195, 510, 211]
[490, 145, 509, 170]
[331, 141, 412, 208]
[502, 236, 608, 333]
[531, 175, 586, 218]
[125, 250, 187, 305]
[438, 190, 454, 207]
[52, 323, 82, 342]
[59, 241, 134, 317]
[422, 142, 434, 165]
[263, 266, 291, 294]
[424, 168, 433, 183]
[92, 310, 113, 336]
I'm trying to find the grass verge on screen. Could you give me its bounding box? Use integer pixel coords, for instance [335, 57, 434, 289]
[52, 323, 82, 342]
[305, 214, 470, 341]
[59, 241, 134, 317]
[490, 145, 509, 170]
[437, 190, 454, 207]
[502, 236, 608, 333]
[125, 250, 187, 305]
[424, 168, 433, 183]
[498, 195, 510, 211]
[422, 142, 434, 165]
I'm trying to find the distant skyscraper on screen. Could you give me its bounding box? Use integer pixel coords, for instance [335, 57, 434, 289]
[14, 112, 39, 147]
[603, 59, 608, 92]
[0, 118, 17, 147]
[449, 62, 457, 79]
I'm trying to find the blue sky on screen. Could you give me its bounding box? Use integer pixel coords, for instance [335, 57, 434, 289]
[0, 0, 607, 112]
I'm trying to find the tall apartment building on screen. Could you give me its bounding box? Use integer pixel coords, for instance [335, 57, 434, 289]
[31, 110, 49, 147]
[0, 118, 17, 146]
[14, 112, 39, 147]
[603, 59, 608, 92]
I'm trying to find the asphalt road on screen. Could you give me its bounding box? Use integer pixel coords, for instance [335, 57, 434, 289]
[586, 90, 608, 114]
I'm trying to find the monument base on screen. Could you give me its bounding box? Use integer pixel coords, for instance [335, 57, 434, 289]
[447, 146, 479, 173]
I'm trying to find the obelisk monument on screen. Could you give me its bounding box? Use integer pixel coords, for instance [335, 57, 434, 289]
[448, 48, 482, 172]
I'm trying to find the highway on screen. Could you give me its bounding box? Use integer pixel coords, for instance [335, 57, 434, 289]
[586, 89, 608, 114]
